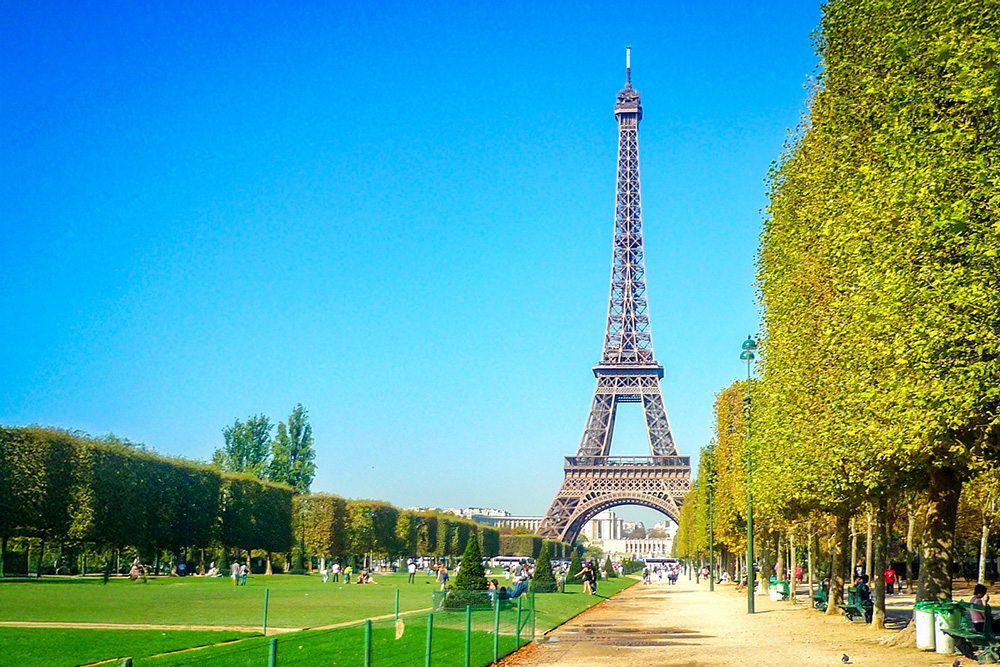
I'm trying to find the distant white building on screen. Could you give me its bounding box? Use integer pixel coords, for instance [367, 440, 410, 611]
[581, 511, 624, 541]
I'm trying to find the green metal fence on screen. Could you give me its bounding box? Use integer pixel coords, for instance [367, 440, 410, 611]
[109, 593, 534, 667]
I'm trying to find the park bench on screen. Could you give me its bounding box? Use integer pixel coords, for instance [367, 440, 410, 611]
[838, 585, 872, 622]
[811, 586, 829, 611]
[942, 601, 1000, 663]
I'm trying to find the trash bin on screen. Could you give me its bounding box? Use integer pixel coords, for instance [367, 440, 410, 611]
[775, 580, 790, 600]
[914, 601, 937, 650]
[934, 601, 962, 655]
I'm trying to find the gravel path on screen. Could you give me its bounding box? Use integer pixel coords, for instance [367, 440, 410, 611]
[508, 576, 972, 667]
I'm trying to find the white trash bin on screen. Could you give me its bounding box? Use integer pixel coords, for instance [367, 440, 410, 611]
[934, 603, 961, 655]
[914, 602, 936, 650]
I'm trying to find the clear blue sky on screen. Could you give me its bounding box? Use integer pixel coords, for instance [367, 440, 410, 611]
[2, 1, 822, 526]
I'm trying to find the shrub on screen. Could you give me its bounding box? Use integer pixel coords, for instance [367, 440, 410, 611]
[603, 555, 616, 578]
[453, 531, 487, 591]
[567, 549, 582, 581]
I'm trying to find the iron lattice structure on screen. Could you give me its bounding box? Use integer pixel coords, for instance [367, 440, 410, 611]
[538, 52, 692, 544]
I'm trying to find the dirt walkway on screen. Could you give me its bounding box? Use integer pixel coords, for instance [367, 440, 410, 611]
[509, 577, 973, 667]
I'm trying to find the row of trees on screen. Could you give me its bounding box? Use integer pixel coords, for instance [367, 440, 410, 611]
[0, 426, 571, 576]
[675, 0, 1000, 629]
[0, 426, 293, 574]
[294, 495, 571, 564]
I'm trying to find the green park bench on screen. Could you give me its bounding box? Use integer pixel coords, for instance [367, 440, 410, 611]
[942, 601, 1000, 663]
[838, 585, 873, 622]
[811, 585, 829, 611]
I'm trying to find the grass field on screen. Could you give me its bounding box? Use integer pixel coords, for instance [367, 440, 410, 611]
[0, 628, 251, 667]
[0, 572, 637, 666]
[0, 572, 441, 628]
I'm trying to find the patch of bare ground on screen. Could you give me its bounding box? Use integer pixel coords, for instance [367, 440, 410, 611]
[507, 577, 977, 667]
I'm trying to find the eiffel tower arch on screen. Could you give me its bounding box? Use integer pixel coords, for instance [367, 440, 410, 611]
[538, 49, 691, 544]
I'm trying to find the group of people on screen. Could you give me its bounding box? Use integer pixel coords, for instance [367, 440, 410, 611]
[230, 560, 249, 586]
[641, 563, 680, 585]
[318, 562, 379, 584]
[854, 558, 900, 594]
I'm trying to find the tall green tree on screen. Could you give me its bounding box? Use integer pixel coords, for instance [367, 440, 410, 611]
[214, 415, 273, 478]
[268, 404, 316, 494]
[453, 531, 487, 591]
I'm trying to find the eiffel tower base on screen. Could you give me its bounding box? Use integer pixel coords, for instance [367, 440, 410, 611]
[537, 456, 690, 543]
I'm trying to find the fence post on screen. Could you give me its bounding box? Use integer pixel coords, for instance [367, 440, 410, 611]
[530, 593, 535, 641]
[365, 619, 372, 667]
[493, 595, 500, 663]
[515, 596, 523, 648]
[395, 589, 400, 622]
[425, 612, 434, 667]
[465, 605, 472, 667]
[262, 588, 269, 636]
[268, 637, 277, 667]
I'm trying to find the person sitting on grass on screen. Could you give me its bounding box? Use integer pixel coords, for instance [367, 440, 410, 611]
[971, 584, 991, 632]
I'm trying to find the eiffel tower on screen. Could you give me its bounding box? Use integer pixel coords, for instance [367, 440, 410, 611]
[538, 48, 691, 543]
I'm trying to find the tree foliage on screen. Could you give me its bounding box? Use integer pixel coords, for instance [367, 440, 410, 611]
[675, 0, 1000, 609]
[268, 404, 316, 494]
[453, 531, 488, 591]
[215, 415, 273, 478]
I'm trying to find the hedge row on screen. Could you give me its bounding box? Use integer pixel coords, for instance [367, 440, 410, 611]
[1, 426, 570, 565]
[497, 535, 572, 559]
[1, 427, 293, 555]
[295, 495, 503, 559]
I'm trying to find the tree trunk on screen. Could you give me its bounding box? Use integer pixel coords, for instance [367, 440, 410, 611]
[865, 510, 873, 580]
[266, 552, 273, 575]
[789, 529, 798, 602]
[37, 539, 44, 578]
[979, 503, 993, 585]
[827, 513, 849, 615]
[906, 506, 916, 594]
[871, 498, 888, 629]
[850, 517, 857, 578]
[776, 532, 785, 584]
[0, 535, 5, 578]
[758, 529, 772, 594]
[807, 524, 815, 600]
[917, 466, 962, 602]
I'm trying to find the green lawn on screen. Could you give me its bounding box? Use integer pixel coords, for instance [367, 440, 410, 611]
[0, 572, 638, 666]
[0, 628, 251, 667]
[0, 572, 440, 628]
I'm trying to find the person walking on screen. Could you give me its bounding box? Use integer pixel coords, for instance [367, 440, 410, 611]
[884, 565, 897, 595]
[231, 560, 240, 587]
[239, 561, 249, 586]
[407, 559, 416, 584]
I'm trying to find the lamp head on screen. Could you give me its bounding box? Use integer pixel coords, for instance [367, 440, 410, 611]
[740, 350, 755, 361]
[741, 336, 758, 351]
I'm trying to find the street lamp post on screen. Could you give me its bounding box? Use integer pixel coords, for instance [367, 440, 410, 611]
[740, 335, 758, 614]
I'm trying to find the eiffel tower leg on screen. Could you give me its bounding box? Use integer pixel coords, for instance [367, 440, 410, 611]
[577, 378, 618, 459]
[537, 483, 579, 540]
[642, 390, 678, 458]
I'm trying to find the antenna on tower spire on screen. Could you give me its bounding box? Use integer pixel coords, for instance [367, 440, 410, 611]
[626, 45, 631, 85]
